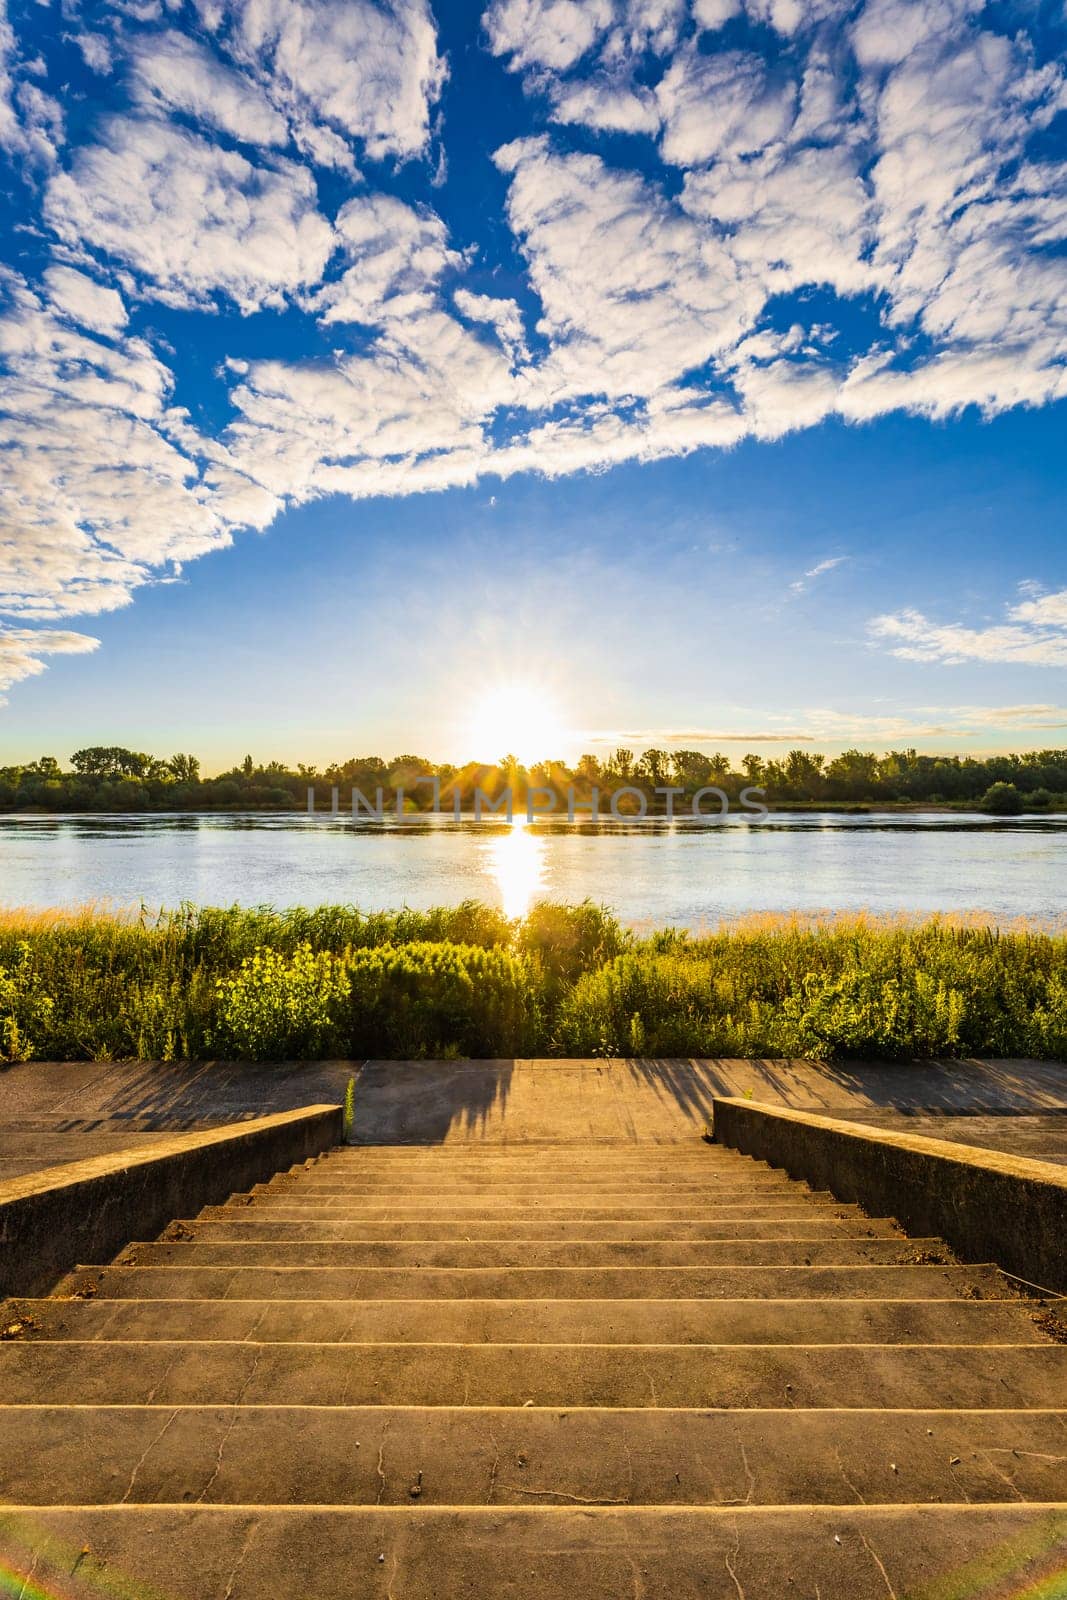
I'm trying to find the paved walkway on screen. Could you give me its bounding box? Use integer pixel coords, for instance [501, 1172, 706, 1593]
[4, 1057, 1066, 1174]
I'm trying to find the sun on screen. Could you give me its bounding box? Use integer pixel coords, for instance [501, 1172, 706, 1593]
[467, 683, 566, 768]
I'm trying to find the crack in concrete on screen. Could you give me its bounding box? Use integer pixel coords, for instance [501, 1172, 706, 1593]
[833, 1447, 867, 1505]
[986, 1449, 1067, 1463]
[220, 1522, 256, 1600]
[623, 1553, 645, 1600]
[859, 1533, 899, 1599]
[977, 1449, 1026, 1501]
[723, 1523, 745, 1599]
[486, 1427, 500, 1506]
[144, 1349, 181, 1405]
[242, 1305, 268, 1344]
[14, 1550, 40, 1600]
[375, 1421, 391, 1505]
[505, 1486, 630, 1504]
[198, 1408, 242, 1504]
[120, 1407, 179, 1503]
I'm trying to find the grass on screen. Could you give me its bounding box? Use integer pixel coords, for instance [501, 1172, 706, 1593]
[0, 901, 1064, 1064]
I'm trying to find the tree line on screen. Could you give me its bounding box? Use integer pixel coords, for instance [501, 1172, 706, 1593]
[0, 744, 1064, 813]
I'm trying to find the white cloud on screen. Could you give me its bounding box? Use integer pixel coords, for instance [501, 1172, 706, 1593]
[486, 0, 686, 74]
[495, 136, 752, 400]
[453, 289, 528, 361]
[682, 144, 873, 300]
[43, 265, 128, 338]
[693, 0, 742, 30]
[0, 0, 19, 147]
[221, 305, 516, 504]
[485, 0, 615, 72]
[130, 30, 289, 146]
[584, 702, 1067, 745]
[657, 48, 797, 166]
[0, 626, 100, 704]
[44, 117, 335, 312]
[870, 588, 1067, 668]
[0, 271, 270, 619]
[851, 0, 980, 69]
[549, 75, 661, 135]
[71, 31, 114, 75]
[790, 555, 848, 593]
[315, 193, 457, 325]
[218, 0, 445, 161]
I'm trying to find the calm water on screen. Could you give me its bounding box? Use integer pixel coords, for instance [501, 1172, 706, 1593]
[0, 811, 1064, 928]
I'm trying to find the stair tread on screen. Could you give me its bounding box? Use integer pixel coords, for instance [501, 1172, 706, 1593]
[8, 1296, 1045, 1344]
[3, 1339, 1064, 1408]
[116, 1239, 939, 1268]
[3, 1504, 1067, 1600]
[4, 1404, 1065, 1507]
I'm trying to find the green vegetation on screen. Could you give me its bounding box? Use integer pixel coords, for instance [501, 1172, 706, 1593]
[1, 902, 1064, 1064]
[2, 744, 1066, 812]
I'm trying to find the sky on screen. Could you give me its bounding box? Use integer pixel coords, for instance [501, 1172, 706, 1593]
[0, 0, 1065, 769]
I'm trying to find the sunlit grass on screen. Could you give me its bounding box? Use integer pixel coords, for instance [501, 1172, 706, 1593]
[0, 900, 1064, 1063]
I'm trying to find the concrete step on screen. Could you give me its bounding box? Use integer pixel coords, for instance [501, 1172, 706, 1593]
[3, 1340, 1063, 1408]
[281, 1153, 788, 1170]
[3, 1504, 1066, 1598]
[232, 1197, 846, 1218]
[4, 1405, 1065, 1507]
[260, 1179, 814, 1196]
[59, 1261, 1005, 1301]
[316, 1152, 735, 1164]
[118, 1238, 940, 1270]
[311, 1155, 759, 1173]
[11, 1296, 1046, 1347]
[177, 1216, 902, 1241]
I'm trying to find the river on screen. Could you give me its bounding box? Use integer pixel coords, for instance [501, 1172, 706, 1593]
[0, 811, 1063, 928]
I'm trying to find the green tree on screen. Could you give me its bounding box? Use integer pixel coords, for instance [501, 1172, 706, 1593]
[671, 750, 709, 789]
[70, 747, 152, 779]
[168, 753, 200, 783]
[982, 781, 1023, 815]
[635, 748, 669, 788]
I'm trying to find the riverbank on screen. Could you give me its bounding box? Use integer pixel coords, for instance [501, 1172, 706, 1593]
[1, 902, 1065, 1064]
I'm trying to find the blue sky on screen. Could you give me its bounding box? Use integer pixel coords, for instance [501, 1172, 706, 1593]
[0, 0, 1064, 768]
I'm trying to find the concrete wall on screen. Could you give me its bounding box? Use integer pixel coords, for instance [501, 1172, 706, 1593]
[713, 1098, 1067, 1296]
[0, 1105, 342, 1299]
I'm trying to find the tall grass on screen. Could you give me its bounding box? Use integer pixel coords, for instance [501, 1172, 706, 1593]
[0, 902, 1064, 1063]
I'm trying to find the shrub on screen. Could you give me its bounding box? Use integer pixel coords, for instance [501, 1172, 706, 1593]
[517, 900, 627, 986]
[213, 943, 351, 1059]
[0, 943, 55, 1061]
[556, 952, 773, 1057]
[345, 941, 538, 1057]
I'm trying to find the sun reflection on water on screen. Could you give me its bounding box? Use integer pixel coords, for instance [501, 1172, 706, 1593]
[486, 819, 546, 919]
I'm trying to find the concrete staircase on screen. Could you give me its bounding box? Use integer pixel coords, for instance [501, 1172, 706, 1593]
[2, 1141, 1066, 1597]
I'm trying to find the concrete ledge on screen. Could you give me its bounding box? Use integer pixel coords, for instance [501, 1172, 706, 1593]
[0, 1105, 342, 1299]
[712, 1098, 1067, 1296]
